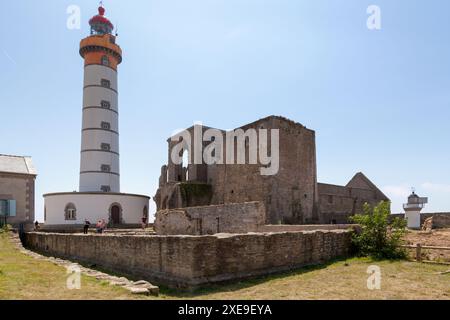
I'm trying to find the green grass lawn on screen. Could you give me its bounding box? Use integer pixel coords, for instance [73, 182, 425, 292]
[1, 232, 448, 300]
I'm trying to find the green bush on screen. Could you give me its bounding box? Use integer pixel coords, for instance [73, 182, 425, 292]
[0, 224, 9, 234]
[350, 201, 407, 260]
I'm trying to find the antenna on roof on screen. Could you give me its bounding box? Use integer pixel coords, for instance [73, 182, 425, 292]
[411, 187, 416, 194]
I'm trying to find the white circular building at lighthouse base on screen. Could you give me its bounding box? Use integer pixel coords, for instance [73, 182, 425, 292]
[44, 192, 149, 229]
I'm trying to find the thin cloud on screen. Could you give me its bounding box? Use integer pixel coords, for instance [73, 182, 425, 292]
[382, 185, 411, 198]
[421, 182, 450, 193]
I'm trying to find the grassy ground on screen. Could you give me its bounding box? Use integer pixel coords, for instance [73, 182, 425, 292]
[0, 232, 448, 300]
[0, 232, 133, 300]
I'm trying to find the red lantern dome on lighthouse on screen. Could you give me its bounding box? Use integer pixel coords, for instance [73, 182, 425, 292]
[89, 5, 114, 35]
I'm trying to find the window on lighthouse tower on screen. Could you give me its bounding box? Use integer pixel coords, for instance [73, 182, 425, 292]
[101, 79, 111, 88]
[101, 100, 111, 109]
[101, 121, 111, 130]
[101, 55, 110, 67]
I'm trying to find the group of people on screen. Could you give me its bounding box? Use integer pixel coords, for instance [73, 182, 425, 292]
[82, 215, 148, 234]
[83, 219, 106, 234]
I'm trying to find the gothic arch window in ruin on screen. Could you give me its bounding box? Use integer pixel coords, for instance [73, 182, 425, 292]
[182, 149, 189, 181]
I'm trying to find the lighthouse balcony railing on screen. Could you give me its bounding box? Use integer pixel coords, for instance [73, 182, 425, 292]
[403, 203, 425, 210]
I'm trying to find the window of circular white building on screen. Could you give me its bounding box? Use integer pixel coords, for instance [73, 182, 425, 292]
[65, 203, 77, 220]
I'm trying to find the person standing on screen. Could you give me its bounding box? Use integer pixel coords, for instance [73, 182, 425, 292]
[96, 220, 102, 234]
[83, 220, 91, 234]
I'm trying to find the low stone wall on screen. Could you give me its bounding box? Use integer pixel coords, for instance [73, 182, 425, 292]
[39, 224, 142, 233]
[419, 213, 450, 228]
[390, 212, 450, 229]
[154, 201, 265, 235]
[24, 229, 352, 289]
[258, 224, 357, 232]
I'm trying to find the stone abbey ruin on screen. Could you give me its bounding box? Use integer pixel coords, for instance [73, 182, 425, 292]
[154, 115, 389, 235]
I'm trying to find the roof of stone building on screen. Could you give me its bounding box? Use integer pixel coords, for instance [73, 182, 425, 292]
[318, 172, 389, 201]
[237, 115, 313, 132]
[346, 172, 389, 200]
[0, 154, 37, 176]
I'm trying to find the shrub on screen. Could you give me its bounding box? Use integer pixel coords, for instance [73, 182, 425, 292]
[0, 224, 9, 234]
[350, 201, 407, 259]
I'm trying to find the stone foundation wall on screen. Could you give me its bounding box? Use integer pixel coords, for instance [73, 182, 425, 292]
[154, 201, 266, 235]
[24, 229, 352, 289]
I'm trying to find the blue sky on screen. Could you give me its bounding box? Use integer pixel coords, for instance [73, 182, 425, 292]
[1, 0, 449, 221]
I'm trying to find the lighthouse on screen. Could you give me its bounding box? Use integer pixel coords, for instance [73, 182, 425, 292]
[79, 6, 121, 193]
[403, 191, 428, 229]
[43, 5, 149, 229]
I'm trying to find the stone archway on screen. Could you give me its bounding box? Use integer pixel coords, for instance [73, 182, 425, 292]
[109, 203, 122, 225]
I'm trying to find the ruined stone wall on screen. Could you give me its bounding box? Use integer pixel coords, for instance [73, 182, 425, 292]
[24, 229, 352, 289]
[155, 116, 319, 225]
[427, 213, 450, 228]
[0, 172, 35, 226]
[155, 201, 265, 235]
[208, 117, 318, 225]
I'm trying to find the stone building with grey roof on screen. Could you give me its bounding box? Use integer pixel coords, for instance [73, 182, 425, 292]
[0, 154, 37, 226]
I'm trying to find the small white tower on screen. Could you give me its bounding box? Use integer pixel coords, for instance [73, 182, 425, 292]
[403, 190, 428, 229]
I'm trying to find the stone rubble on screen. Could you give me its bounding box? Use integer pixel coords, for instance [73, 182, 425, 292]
[8, 232, 159, 296]
[422, 217, 434, 232]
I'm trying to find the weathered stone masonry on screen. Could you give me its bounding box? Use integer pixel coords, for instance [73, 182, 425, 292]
[155, 202, 265, 235]
[24, 230, 352, 289]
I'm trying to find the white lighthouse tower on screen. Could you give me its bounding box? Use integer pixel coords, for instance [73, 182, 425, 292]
[79, 5, 121, 193]
[43, 5, 149, 230]
[403, 190, 428, 229]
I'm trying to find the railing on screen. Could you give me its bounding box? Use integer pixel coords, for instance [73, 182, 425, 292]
[403, 203, 425, 210]
[402, 243, 450, 263]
